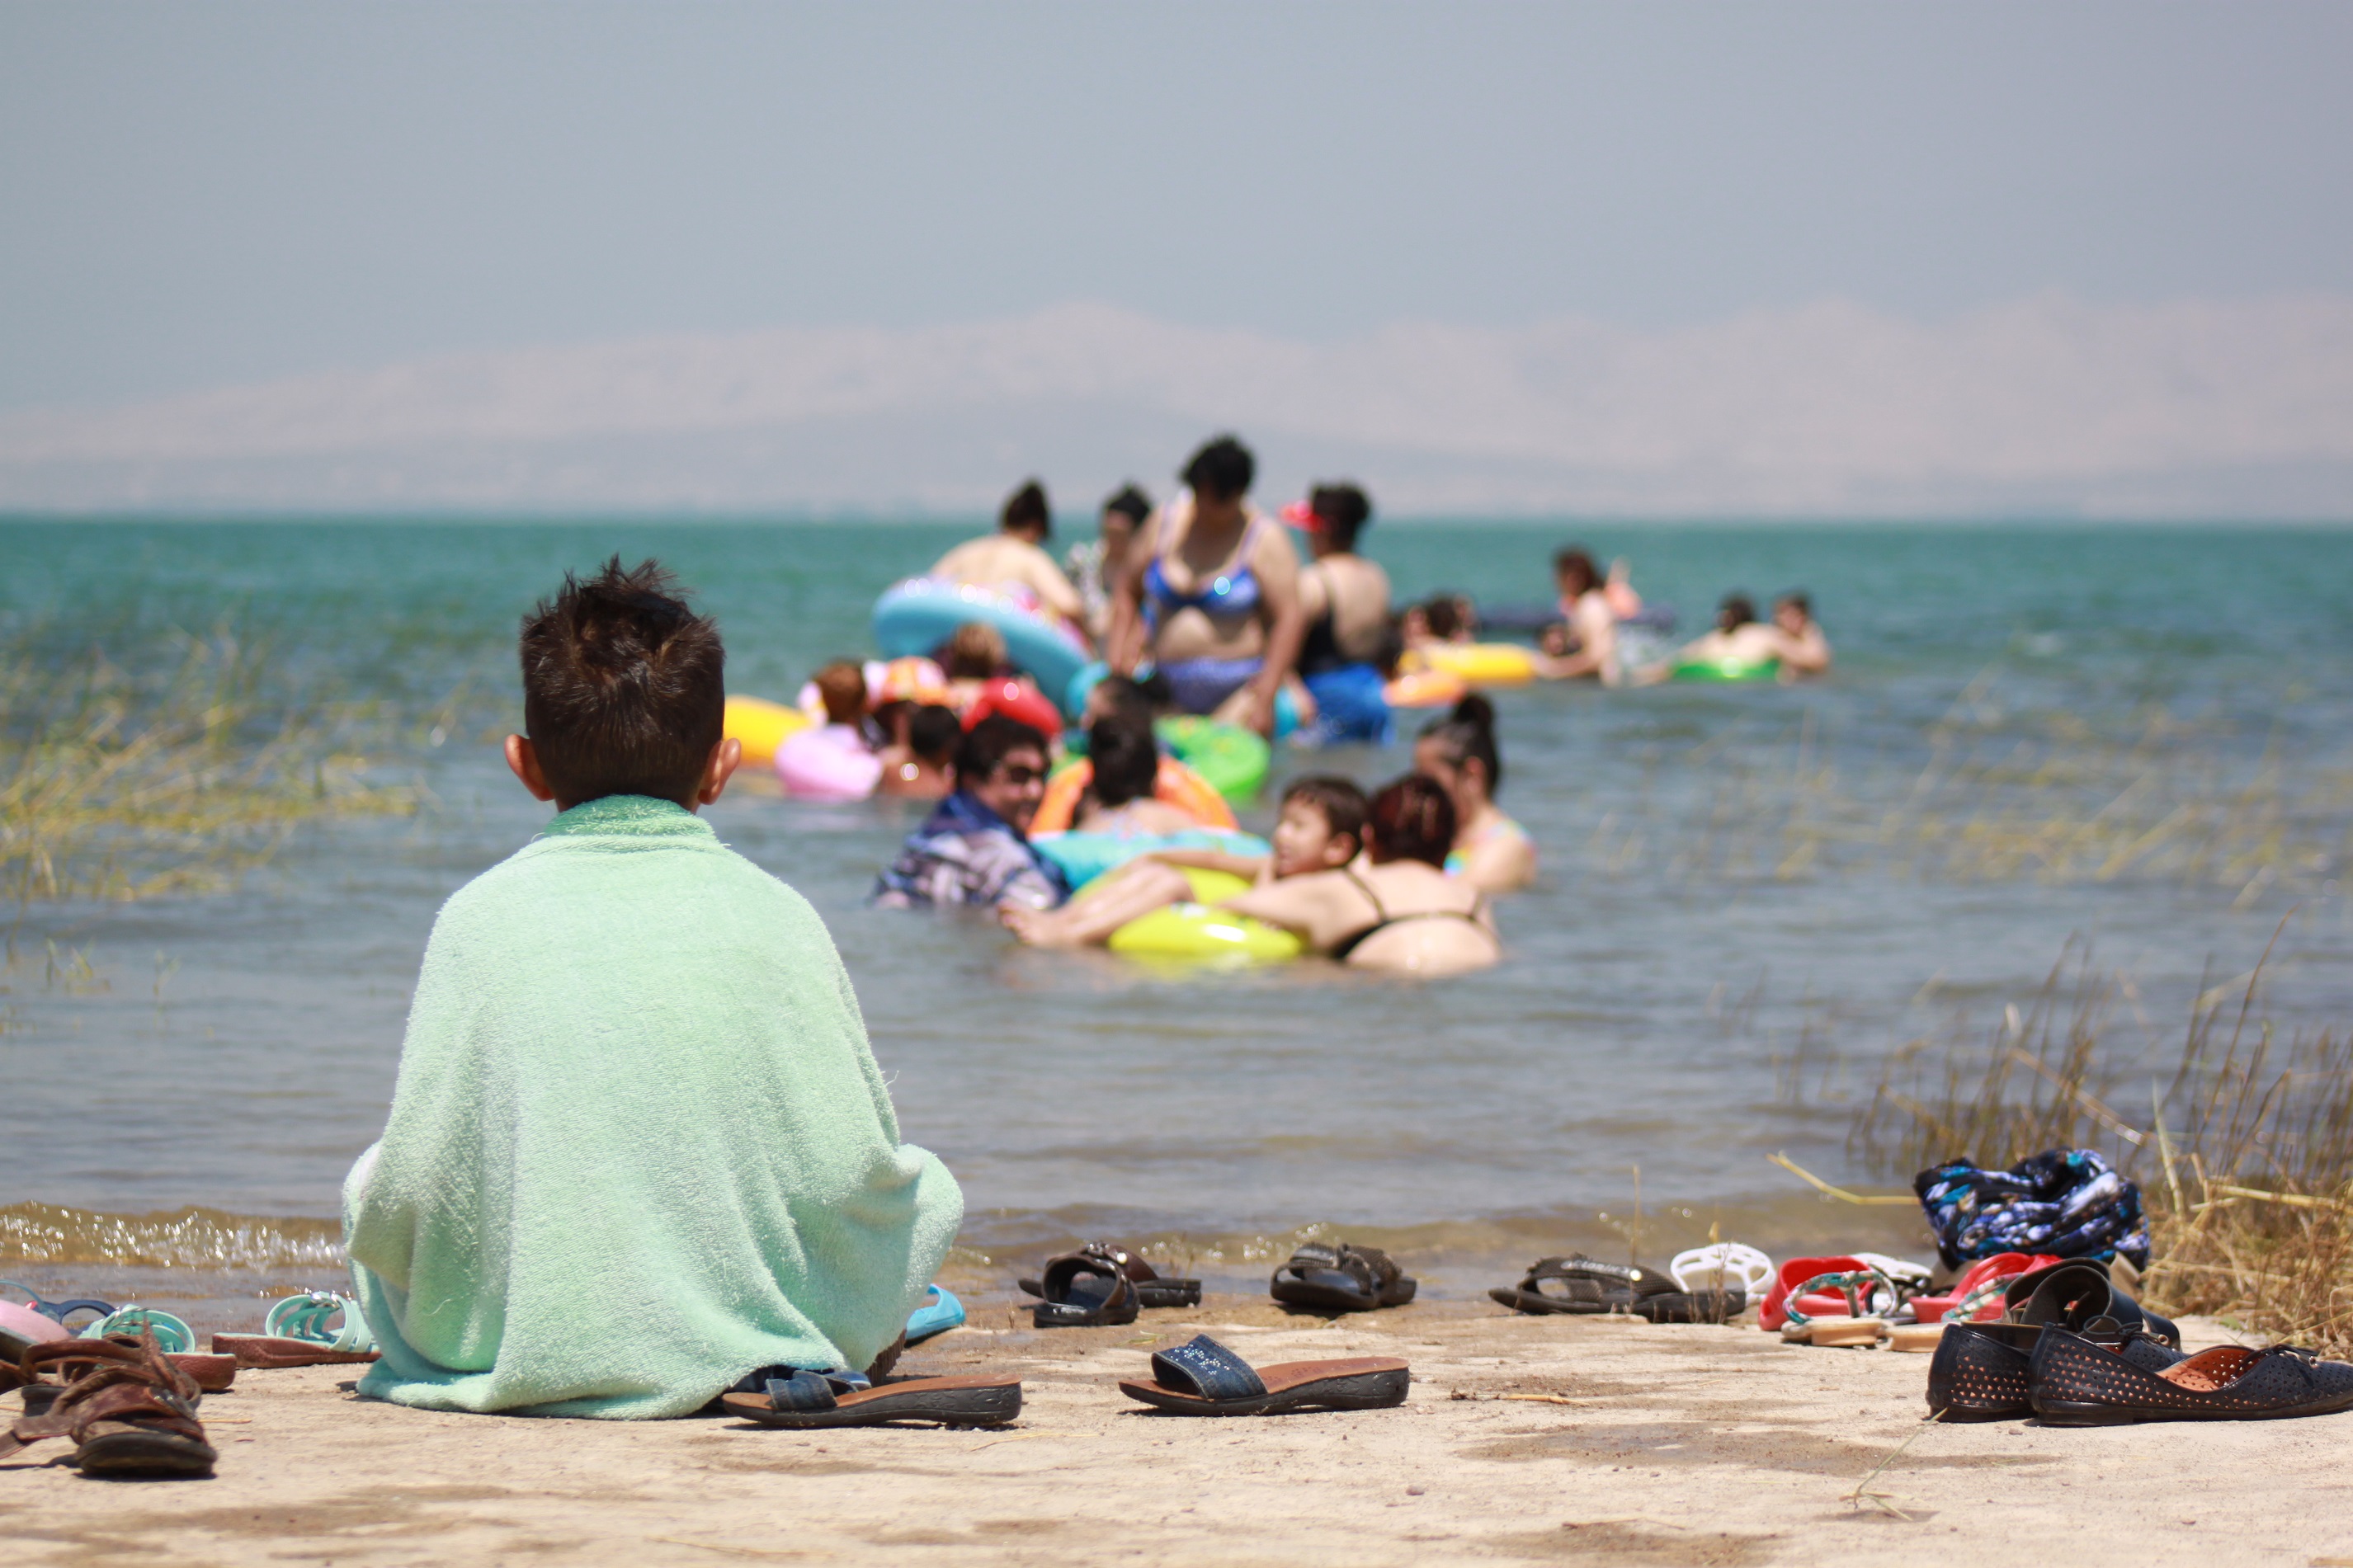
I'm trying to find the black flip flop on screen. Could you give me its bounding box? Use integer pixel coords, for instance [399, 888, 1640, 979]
[1021, 1243, 1202, 1311]
[1488, 1255, 1678, 1316]
[1119, 1334, 1410, 1416]
[722, 1369, 1022, 1429]
[1031, 1251, 1141, 1328]
[1269, 1243, 1417, 1315]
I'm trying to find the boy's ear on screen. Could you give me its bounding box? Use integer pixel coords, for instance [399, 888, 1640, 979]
[505, 735, 558, 803]
[1325, 833, 1361, 867]
[696, 736, 743, 808]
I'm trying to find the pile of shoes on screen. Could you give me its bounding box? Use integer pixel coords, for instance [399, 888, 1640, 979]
[1488, 1246, 1755, 1322]
[1928, 1258, 2353, 1424]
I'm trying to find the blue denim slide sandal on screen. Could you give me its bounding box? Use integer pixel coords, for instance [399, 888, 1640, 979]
[904, 1285, 965, 1347]
[1119, 1334, 1411, 1416]
[722, 1368, 1023, 1429]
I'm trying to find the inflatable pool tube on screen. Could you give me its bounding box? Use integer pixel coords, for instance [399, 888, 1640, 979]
[724, 695, 814, 768]
[960, 676, 1063, 738]
[1401, 643, 1538, 686]
[1030, 756, 1238, 836]
[774, 725, 882, 801]
[873, 578, 1092, 699]
[1102, 869, 1303, 965]
[1032, 828, 1272, 891]
[1670, 657, 1780, 684]
[1383, 668, 1468, 710]
[1154, 717, 1269, 806]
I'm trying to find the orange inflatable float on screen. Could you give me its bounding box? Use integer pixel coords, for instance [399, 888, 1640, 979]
[1031, 756, 1237, 836]
[1382, 668, 1469, 710]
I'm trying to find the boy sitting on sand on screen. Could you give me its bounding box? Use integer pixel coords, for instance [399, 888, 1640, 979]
[342, 558, 961, 1419]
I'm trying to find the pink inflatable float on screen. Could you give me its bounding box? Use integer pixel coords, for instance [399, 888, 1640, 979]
[774, 724, 884, 802]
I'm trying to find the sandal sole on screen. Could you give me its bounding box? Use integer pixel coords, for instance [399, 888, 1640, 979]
[1487, 1288, 1606, 1316]
[724, 1383, 1022, 1429]
[1120, 1367, 1412, 1416]
[2032, 1391, 2353, 1426]
[74, 1430, 218, 1476]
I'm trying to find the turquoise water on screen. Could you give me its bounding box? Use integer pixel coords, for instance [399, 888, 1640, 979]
[3, 518, 2350, 1283]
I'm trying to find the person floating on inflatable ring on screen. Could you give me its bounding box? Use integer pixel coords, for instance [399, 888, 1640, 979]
[929, 479, 1092, 650]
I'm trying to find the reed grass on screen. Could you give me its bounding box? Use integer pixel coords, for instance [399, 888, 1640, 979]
[1, 622, 419, 907]
[1854, 936, 2353, 1353]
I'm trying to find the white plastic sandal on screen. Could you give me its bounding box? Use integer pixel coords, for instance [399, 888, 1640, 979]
[1668, 1243, 1774, 1297]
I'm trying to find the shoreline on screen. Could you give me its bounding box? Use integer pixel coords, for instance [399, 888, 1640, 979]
[8, 1293, 2347, 1566]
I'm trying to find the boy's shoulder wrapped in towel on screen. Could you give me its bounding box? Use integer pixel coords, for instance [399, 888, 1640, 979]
[344, 793, 961, 1419]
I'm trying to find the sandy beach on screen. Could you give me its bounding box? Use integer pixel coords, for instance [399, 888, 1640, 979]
[9, 1292, 2351, 1567]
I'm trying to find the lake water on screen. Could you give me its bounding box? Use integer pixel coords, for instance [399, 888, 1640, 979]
[3, 518, 2350, 1308]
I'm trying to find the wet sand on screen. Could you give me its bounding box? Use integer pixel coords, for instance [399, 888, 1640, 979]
[7, 1296, 2349, 1566]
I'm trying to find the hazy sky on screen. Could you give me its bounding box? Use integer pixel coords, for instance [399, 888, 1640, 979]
[3, 2, 2349, 411]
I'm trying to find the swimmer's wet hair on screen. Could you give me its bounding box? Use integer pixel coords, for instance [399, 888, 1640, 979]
[1418, 693, 1502, 798]
[1369, 774, 1457, 869]
[1421, 593, 1470, 641]
[1718, 594, 1757, 631]
[1775, 590, 1812, 617]
[1088, 715, 1160, 809]
[1182, 434, 1255, 501]
[1002, 479, 1051, 537]
[1281, 775, 1370, 854]
[1308, 483, 1372, 549]
[520, 556, 724, 808]
[813, 660, 867, 727]
[943, 621, 1008, 680]
[907, 704, 963, 765]
[1553, 547, 1601, 596]
[955, 714, 1049, 784]
[1102, 484, 1153, 526]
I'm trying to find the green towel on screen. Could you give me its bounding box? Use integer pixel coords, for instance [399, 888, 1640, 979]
[343, 794, 961, 1419]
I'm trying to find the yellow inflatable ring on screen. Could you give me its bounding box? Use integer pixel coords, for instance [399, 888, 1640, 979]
[724, 695, 814, 768]
[1383, 668, 1469, 709]
[1102, 869, 1302, 965]
[1402, 643, 1538, 686]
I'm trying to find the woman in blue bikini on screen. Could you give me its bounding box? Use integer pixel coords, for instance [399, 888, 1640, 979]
[1106, 435, 1306, 737]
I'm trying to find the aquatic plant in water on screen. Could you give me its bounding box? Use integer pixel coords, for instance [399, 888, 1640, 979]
[1855, 935, 2353, 1354]
[0, 623, 418, 906]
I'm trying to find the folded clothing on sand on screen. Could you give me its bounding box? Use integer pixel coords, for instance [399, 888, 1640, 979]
[343, 794, 962, 1420]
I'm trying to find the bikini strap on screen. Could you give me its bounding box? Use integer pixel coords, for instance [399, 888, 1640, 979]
[1339, 864, 1389, 924]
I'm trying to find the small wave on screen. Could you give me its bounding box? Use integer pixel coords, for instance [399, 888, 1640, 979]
[0, 1203, 346, 1270]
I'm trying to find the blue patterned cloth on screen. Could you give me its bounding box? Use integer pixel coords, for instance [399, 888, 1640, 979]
[1913, 1148, 2149, 1270]
[871, 790, 1069, 911]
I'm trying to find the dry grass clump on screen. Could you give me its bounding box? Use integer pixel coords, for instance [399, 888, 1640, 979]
[1, 623, 418, 906]
[1855, 939, 2353, 1354]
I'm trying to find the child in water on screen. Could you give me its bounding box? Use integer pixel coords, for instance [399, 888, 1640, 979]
[342, 558, 960, 1419]
[1001, 775, 1367, 945]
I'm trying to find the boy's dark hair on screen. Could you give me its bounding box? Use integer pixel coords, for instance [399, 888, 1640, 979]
[1088, 715, 1160, 808]
[1281, 774, 1370, 854]
[1087, 674, 1158, 730]
[1419, 692, 1503, 796]
[1422, 593, 1468, 641]
[1370, 774, 1458, 869]
[1309, 483, 1372, 549]
[813, 660, 867, 726]
[1553, 547, 1600, 597]
[1101, 484, 1153, 527]
[954, 714, 1048, 786]
[1775, 590, 1812, 618]
[1002, 479, 1051, 538]
[1181, 434, 1255, 501]
[907, 704, 963, 765]
[1718, 593, 1757, 631]
[519, 557, 724, 808]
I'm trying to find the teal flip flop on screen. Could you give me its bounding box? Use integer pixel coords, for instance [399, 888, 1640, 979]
[78, 1305, 198, 1354]
[905, 1285, 964, 1347]
[213, 1291, 380, 1368]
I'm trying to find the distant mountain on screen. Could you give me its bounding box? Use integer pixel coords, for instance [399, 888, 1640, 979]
[3, 297, 2351, 516]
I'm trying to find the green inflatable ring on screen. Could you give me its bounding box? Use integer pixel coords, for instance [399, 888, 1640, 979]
[1670, 657, 1780, 683]
[1102, 869, 1302, 965]
[1153, 717, 1270, 805]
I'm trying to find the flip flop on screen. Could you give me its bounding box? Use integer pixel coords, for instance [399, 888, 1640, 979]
[905, 1285, 965, 1347]
[213, 1291, 380, 1368]
[1027, 1249, 1143, 1328]
[1487, 1255, 1676, 1316]
[0, 1297, 71, 1364]
[1667, 1244, 1775, 1297]
[1018, 1244, 1203, 1310]
[1270, 1243, 1417, 1315]
[1119, 1334, 1411, 1416]
[1, 1280, 117, 1330]
[1905, 1251, 2061, 1324]
[721, 1369, 1022, 1429]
